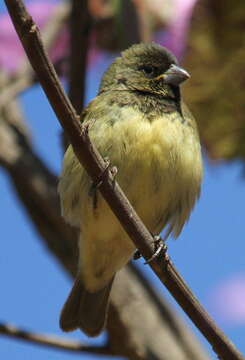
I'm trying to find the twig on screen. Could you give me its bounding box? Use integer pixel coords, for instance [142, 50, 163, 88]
[0, 322, 113, 355]
[64, 0, 91, 149]
[68, 0, 91, 113]
[4, 1, 244, 359]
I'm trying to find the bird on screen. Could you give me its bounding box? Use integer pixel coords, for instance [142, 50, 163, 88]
[58, 42, 203, 336]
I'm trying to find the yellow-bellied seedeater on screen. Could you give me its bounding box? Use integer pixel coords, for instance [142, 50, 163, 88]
[58, 42, 203, 336]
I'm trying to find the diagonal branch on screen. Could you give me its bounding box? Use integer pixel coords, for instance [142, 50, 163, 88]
[0, 322, 113, 356]
[4, 1, 244, 359]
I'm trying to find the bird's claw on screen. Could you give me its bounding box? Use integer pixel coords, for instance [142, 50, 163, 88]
[89, 158, 117, 209]
[90, 158, 117, 191]
[144, 235, 167, 265]
[133, 235, 167, 263]
[110, 165, 118, 179]
[133, 249, 142, 260]
[94, 157, 111, 189]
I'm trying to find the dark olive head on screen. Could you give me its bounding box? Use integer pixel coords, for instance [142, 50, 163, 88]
[99, 42, 189, 98]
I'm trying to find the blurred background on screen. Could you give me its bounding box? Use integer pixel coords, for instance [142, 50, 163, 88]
[0, 0, 245, 359]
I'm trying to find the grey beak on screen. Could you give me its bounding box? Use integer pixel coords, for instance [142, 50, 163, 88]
[164, 64, 190, 86]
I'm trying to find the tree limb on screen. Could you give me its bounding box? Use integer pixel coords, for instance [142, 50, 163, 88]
[68, 0, 91, 113]
[0, 322, 113, 356]
[4, 1, 244, 359]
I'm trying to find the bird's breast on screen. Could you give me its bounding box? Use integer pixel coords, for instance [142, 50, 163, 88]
[93, 106, 202, 237]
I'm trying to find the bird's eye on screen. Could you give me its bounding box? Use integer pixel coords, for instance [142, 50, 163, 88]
[138, 65, 155, 76]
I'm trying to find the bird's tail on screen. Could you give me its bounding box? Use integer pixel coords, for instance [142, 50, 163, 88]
[60, 275, 114, 337]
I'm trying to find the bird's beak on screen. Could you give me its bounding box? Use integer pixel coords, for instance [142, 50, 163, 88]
[163, 64, 190, 86]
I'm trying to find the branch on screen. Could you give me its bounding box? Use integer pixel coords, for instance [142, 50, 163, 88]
[0, 322, 113, 356]
[0, 70, 78, 275]
[4, 1, 244, 359]
[68, 0, 91, 113]
[108, 264, 210, 360]
[93, 0, 141, 51]
[64, 0, 91, 149]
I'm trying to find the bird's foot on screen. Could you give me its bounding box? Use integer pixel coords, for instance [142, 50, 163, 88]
[133, 235, 167, 263]
[133, 249, 142, 260]
[81, 118, 96, 135]
[89, 158, 117, 209]
[144, 235, 167, 264]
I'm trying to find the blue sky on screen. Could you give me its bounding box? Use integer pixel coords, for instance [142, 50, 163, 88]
[1, 2, 245, 360]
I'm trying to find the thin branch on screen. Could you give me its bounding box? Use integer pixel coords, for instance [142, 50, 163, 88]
[4, 1, 244, 360]
[68, 0, 91, 113]
[0, 322, 113, 356]
[64, 0, 91, 149]
[118, 0, 141, 47]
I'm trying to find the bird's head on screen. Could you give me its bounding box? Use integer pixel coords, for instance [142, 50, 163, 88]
[99, 42, 189, 100]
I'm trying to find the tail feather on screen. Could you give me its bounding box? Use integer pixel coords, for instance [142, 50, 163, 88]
[60, 276, 114, 337]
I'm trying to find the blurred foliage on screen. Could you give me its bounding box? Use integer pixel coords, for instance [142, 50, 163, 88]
[183, 0, 245, 161]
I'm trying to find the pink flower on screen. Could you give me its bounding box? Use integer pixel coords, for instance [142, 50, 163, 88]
[0, 1, 63, 72]
[0, 0, 198, 73]
[155, 0, 199, 59]
[0, 0, 101, 74]
[208, 273, 245, 325]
